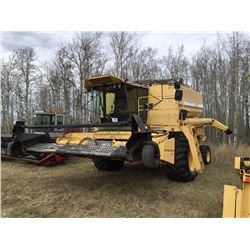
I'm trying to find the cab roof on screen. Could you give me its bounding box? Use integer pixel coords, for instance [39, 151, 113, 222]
[85, 74, 148, 90]
[85, 74, 191, 90]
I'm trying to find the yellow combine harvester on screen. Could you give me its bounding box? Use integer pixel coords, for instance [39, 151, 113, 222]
[43, 74, 230, 181]
[6, 75, 232, 180]
[223, 157, 250, 218]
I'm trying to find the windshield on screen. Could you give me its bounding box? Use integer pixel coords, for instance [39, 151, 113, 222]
[91, 84, 148, 126]
[33, 114, 55, 132]
[33, 114, 54, 126]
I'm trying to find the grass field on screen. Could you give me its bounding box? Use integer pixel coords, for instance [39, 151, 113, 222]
[1, 144, 249, 218]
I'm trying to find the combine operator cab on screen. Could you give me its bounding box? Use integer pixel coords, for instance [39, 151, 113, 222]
[31, 110, 66, 138]
[32, 110, 65, 132]
[85, 75, 148, 129]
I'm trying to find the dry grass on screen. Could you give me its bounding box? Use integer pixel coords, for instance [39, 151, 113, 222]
[1, 144, 249, 218]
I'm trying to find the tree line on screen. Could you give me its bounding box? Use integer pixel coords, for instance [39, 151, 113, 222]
[1, 32, 249, 144]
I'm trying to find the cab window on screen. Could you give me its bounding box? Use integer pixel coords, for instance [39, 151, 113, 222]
[57, 115, 64, 125]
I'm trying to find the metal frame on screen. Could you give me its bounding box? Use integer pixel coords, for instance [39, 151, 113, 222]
[223, 157, 250, 218]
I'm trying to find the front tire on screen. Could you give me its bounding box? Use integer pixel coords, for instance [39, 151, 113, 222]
[164, 133, 197, 182]
[92, 158, 124, 171]
[142, 143, 160, 168]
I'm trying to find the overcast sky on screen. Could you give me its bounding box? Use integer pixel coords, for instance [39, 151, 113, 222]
[1, 31, 229, 63]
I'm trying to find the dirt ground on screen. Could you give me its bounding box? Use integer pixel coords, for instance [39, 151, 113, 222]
[1, 144, 249, 218]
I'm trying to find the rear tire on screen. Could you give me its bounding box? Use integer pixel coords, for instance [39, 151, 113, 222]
[164, 133, 197, 182]
[92, 158, 124, 171]
[200, 145, 211, 165]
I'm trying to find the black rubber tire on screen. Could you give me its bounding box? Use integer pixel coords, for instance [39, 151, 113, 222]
[164, 133, 197, 182]
[142, 143, 160, 168]
[92, 158, 124, 171]
[200, 145, 211, 165]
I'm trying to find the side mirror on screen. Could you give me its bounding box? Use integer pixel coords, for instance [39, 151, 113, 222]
[174, 78, 183, 89]
[175, 89, 183, 101]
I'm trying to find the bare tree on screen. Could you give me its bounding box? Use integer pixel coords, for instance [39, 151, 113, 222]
[1, 57, 16, 133]
[222, 32, 246, 144]
[109, 32, 138, 78]
[190, 32, 250, 144]
[161, 45, 189, 81]
[129, 47, 161, 81]
[237, 36, 250, 143]
[54, 47, 74, 122]
[66, 32, 107, 123]
[13, 47, 37, 124]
